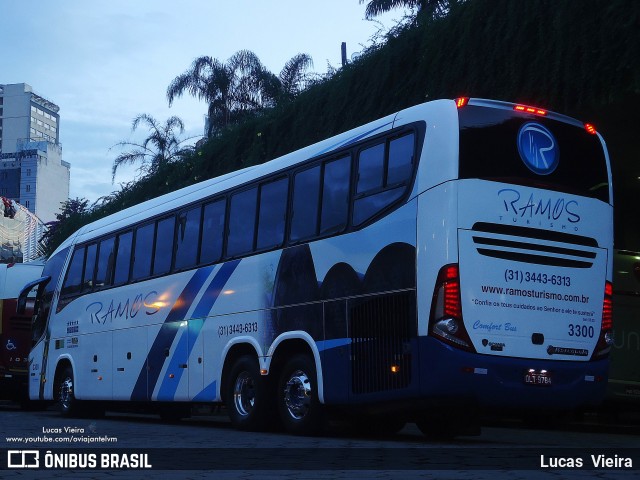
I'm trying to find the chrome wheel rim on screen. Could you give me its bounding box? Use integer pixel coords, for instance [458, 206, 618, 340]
[283, 369, 311, 420]
[233, 371, 255, 417]
[59, 376, 73, 410]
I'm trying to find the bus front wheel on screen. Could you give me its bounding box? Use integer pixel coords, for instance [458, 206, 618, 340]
[277, 354, 324, 435]
[56, 366, 80, 417]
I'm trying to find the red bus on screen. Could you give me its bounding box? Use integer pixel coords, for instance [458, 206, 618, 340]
[0, 262, 44, 401]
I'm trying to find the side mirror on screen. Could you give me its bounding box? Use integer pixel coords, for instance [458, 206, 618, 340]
[17, 276, 50, 314]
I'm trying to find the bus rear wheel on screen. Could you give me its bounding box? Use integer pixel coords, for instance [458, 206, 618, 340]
[225, 355, 270, 431]
[277, 354, 324, 435]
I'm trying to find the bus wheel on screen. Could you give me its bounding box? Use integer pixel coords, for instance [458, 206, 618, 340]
[277, 354, 324, 435]
[57, 366, 80, 417]
[225, 355, 269, 431]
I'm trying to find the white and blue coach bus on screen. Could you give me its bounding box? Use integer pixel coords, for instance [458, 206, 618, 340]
[21, 98, 613, 436]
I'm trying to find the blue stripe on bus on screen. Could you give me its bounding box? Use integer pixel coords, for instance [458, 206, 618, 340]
[193, 380, 217, 401]
[155, 260, 240, 401]
[316, 338, 351, 351]
[191, 260, 240, 320]
[130, 266, 213, 401]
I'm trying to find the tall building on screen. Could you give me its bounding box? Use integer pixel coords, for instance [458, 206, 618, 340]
[0, 83, 70, 223]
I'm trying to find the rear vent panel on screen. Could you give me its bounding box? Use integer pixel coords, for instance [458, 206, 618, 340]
[471, 223, 599, 268]
[349, 291, 415, 394]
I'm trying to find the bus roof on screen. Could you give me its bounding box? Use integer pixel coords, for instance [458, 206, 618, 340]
[57, 108, 406, 252]
[56, 97, 597, 254]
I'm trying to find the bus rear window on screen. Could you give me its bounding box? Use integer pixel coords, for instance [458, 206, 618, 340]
[458, 106, 609, 203]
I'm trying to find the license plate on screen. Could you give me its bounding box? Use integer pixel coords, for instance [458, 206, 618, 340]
[524, 370, 552, 386]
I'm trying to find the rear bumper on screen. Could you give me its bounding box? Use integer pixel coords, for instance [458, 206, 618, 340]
[419, 336, 608, 410]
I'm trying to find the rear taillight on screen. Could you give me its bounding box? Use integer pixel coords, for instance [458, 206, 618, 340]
[592, 281, 613, 359]
[429, 264, 475, 352]
[514, 104, 547, 116]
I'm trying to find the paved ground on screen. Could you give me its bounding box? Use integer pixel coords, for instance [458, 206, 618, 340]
[1, 402, 639, 479]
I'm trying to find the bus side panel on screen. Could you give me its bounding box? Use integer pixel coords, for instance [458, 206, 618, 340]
[29, 338, 44, 400]
[199, 310, 266, 403]
[308, 201, 418, 405]
[113, 326, 148, 401]
[77, 331, 112, 400]
[416, 182, 458, 337]
[151, 321, 188, 402]
[188, 319, 205, 400]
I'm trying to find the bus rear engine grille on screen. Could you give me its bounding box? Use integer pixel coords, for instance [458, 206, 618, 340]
[471, 222, 598, 269]
[349, 291, 415, 394]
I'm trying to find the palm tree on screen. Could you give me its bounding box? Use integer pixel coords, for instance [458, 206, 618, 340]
[111, 114, 194, 181]
[274, 53, 314, 103]
[167, 50, 268, 137]
[359, 0, 452, 19]
[167, 50, 313, 137]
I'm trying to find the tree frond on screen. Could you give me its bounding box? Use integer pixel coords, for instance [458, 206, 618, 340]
[111, 113, 193, 182]
[279, 53, 314, 99]
[111, 151, 147, 181]
[361, 0, 451, 19]
[167, 56, 221, 106]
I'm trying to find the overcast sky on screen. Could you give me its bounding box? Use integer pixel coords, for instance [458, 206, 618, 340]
[0, 0, 407, 204]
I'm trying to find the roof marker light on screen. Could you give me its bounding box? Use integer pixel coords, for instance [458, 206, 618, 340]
[584, 123, 597, 135]
[514, 104, 547, 116]
[455, 97, 469, 108]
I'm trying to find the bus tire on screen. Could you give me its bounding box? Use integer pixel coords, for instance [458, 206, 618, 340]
[56, 366, 81, 418]
[277, 354, 324, 435]
[225, 355, 270, 431]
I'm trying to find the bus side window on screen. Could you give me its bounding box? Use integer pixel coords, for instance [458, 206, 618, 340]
[227, 187, 258, 257]
[175, 206, 202, 271]
[353, 187, 405, 226]
[257, 177, 288, 251]
[95, 236, 115, 289]
[290, 166, 320, 242]
[61, 246, 85, 297]
[320, 155, 351, 235]
[113, 231, 133, 285]
[387, 133, 415, 185]
[132, 223, 154, 281]
[356, 143, 385, 193]
[81, 243, 97, 292]
[153, 216, 175, 276]
[201, 199, 225, 264]
[353, 133, 415, 226]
